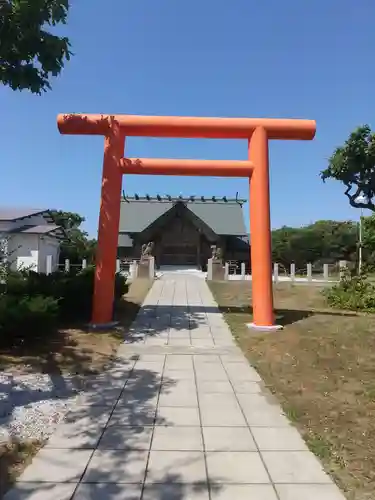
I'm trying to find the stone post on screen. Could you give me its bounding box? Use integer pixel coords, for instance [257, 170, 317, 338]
[65, 259, 70, 272]
[207, 258, 213, 281]
[82, 259, 87, 269]
[116, 259, 120, 273]
[224, 262, 229, 280]
[46, 255, 52, 275]
[273, 263, 279, 283]
[130, 260, 138, 280]
[307, 263, 312, 281]
[323, 263, 329, 280]
[241, 262, 246, 280]
[290, 263, 295, 281]
[149, 256, 155, 279]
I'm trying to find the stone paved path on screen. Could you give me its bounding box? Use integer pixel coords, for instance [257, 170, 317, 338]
[5, 274, 346, 499]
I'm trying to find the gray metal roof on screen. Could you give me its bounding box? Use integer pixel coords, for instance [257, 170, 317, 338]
[119, 196, 247, 236]
[118, 233, 133, 247]
[189, 202, 246, 235]
[0, 208, 50, 221]
[18, 225, 61, 235]
[8, 224, 64, 238]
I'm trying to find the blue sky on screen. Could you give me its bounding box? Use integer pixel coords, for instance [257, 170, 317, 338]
[0, 0, 374, 236]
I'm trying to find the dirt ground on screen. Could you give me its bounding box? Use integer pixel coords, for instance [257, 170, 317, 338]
[0, 279, 152, 375]
[209, 281, 375, 500]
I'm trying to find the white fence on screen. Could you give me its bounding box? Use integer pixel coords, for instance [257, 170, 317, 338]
[224, 261, 348, 283]
[37, 257, 349, 284]
[48, 257, 140, 281]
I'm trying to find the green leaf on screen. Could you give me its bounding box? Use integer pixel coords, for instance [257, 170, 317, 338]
[0, 0, 71, 94]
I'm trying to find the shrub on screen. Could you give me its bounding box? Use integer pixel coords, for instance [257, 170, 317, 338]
[4, 266, 128, 322]
[0, 294, 59, 347]
[323, 268, 375, 312]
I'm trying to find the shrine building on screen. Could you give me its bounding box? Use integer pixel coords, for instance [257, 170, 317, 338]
[117, 194, 250, 269]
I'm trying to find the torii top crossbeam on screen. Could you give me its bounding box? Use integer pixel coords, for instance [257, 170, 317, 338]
[57, 113, 316, 140]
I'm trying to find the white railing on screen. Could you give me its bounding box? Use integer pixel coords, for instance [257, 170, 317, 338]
[50, 257, 140, 281]
[224, 261, 348, 283]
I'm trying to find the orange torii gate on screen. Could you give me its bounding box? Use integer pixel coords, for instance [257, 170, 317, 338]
[57, 113, 316, 330]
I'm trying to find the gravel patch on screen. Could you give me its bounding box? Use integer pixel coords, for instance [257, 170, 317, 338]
[0, 372, 84, 444]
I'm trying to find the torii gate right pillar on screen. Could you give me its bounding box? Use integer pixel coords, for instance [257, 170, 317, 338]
[248, 127, 276, 329]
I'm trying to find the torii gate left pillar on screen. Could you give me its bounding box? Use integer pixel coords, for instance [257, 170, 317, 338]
[57, 113, 316, 330]
[95, 119, 124, 325]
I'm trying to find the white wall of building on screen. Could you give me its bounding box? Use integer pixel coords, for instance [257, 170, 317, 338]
[38, 236, 60, 273]
[6, 234, 60, 272]
[0, 213, 60, 273]
[7, 234, 39, 271]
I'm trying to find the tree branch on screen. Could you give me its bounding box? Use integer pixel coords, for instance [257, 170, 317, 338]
[344, 183, 375, 210]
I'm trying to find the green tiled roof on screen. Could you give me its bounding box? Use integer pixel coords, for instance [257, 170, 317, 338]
[119, 196, 247, 236]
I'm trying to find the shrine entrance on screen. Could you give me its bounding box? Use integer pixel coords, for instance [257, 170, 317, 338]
[57, 113, 316, 329]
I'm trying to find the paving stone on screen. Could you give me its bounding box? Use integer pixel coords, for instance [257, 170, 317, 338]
[144, 337, 168, 346]
[132, 361, 164, 373]
[124, 375, 162, 393]
[275, 484, 346, 500]
[203, 426, 256, 451]
[124, 334, 145, 344]
[3, 483, 77, 500]
[146, 329, 169, 339]
[168, 339, 192, 346]
[262, 451, 332, 483]
[190, 329, 214, 339]
[206, 451, 270, 484]
[63, 405, 112, 423]
[82, 450, 149, 483]
[45, 421, 105, 449]
[156, 406, 201, 426]
[138, 355, 165, 362]
[84, 374, 129, 389]
[117, 392, 159, 409]
[142, 484, 209, 500]
[193, 355, 221, 364]
[210, 333, 231, 340]
[200, 405, 247, 427]
[213, 338, 235, 347]
[210, 484, 278, 499]
[106, 362, 137, 377]
[167, 330, 191, 339]
[195, 367, 228, 382]
[237, 393, 278, 409]
[98, 425, 153, 450]
[252, 426, 309, 451]
[158, 389, 198, 407]
[75, 388, 123, 406]
[18, 448, 93, 482]
[199, 393, 239, 408]
[108, 405, 156, 426]
[73, 483, 143, 499]
[242, 406, 291, 427]
[160, 379, 196, 394]
[192, 339, 215, 347]
[163, 368, 195, 380]
[152, 426, 203, 450]
[197, 380, 234, 394]
[190, 325, 211, 334]
[220, 355, 246, 363]
[145, 451, 207, 484]
[231, 380, 263, 394]
[224, 364, 261, 381]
